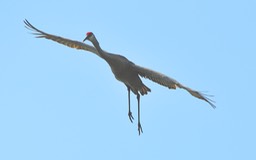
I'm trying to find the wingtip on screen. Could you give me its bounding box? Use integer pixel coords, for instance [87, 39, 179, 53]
[204, 97, 216, 109]
[23, 19, 29, 26]
[210, 103, 216, 109]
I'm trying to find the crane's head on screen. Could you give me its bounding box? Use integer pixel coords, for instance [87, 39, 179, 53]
[83, 32, 94, 42]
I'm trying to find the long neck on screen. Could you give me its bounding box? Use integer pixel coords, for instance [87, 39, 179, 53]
[90, 37, 108, 59]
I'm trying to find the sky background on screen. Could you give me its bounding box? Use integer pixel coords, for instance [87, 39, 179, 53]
[1, 0, 256, 159]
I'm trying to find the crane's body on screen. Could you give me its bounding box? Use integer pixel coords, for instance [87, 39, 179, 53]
[24, 20, 215, 135]
[83, 34, 150, 95]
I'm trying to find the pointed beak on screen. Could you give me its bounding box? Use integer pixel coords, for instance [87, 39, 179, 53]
[83, 36, 88, 42]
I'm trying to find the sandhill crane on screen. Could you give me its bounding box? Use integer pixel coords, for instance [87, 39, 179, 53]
[24, 19, 215, 135]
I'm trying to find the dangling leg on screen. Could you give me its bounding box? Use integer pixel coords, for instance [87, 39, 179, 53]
[127, 87, 134, 123]
[137, 94, 143, 135]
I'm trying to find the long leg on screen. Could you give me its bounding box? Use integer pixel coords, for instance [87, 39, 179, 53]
[137, 94, 143, 135]
[127, 87, 134, 123]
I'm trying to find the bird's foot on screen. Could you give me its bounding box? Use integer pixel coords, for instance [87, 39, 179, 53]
[138, 123, 143, 135]
[128, 111, 134, 123]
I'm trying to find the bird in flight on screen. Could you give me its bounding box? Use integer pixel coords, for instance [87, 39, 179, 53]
[24, 19, 215, 135]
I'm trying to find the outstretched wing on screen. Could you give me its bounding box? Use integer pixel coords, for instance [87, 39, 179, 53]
[24, 19, 100, 57]
[133, 64, 216, 108]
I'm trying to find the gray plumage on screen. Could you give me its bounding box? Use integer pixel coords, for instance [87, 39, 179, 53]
[24, 19, 215, 135]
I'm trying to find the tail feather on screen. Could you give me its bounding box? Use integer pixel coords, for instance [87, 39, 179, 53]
[139, 85, 151, 95]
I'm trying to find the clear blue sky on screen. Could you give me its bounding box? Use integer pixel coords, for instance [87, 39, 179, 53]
[1, 0, 255, 160]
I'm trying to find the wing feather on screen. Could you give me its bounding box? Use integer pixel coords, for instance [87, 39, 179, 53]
[24, 19, 100, 57]
[133, 64, 216, 108]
